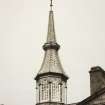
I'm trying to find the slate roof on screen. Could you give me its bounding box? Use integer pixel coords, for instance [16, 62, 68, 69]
[77, 87, 105, 105]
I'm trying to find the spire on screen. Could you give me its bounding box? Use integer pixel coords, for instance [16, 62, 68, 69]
[35, 0, 68, 80]
[43, 0, 60, 51]
[47, 10, 56, 43]
[47, 0, 56, 43]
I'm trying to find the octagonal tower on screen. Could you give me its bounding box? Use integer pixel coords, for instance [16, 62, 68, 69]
[35, 1, 69, 105]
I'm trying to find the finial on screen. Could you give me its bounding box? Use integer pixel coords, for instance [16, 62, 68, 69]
[50, 0, 53, 11]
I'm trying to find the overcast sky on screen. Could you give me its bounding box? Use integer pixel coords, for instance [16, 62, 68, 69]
[0, 0, 105, 105]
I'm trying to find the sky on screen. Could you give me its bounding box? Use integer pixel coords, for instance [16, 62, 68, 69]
[0, 0, 105, 105]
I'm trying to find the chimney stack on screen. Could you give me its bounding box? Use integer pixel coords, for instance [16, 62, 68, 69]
[89, 66, 105, 95]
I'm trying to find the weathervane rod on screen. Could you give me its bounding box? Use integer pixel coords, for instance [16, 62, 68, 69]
[50, 0, 53, 11]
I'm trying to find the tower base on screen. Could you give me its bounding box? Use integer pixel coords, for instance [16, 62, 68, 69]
[36, 102, 65, 105]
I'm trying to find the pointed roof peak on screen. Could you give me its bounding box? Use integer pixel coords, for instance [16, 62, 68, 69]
[43, 10, 60, 51]
[47, 10, 56, 43]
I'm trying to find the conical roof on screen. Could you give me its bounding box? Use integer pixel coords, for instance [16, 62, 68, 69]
[35, 9, 68, 80]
